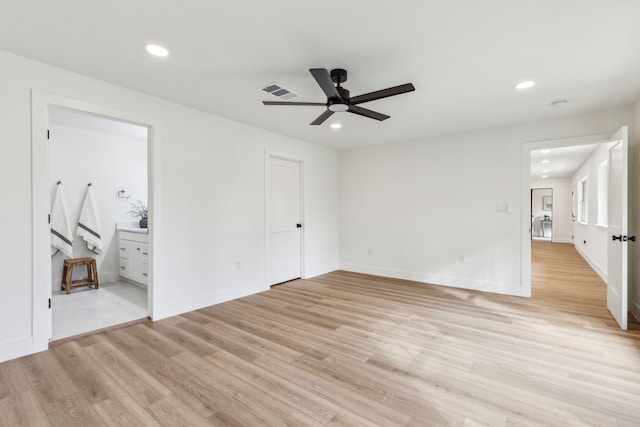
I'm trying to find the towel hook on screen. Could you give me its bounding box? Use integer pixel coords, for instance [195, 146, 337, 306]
[56, 181, 62, 185]
[117, 190, 131, 199]
[88, 183, 92, 187]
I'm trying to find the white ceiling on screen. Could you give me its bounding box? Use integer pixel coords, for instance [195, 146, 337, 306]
[530, 144, 600, 180]
[2, 1, 640, 150]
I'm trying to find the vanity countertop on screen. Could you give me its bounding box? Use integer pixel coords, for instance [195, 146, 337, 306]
[116, 222, 149, 234]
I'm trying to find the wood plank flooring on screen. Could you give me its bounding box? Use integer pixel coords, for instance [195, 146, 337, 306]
[2, 241, 640, 426]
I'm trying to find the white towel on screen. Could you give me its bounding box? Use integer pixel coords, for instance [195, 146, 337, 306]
[76, 185, 103, 254]
[51, 183, 74, 257]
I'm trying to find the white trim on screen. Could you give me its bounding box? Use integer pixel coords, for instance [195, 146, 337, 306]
[153, 282, 264, 320]
[553, 237, 573, 244]
[0, 337, 34, 363]
[577, 176, 589, 224]
[574, 243, 607, 283]
[521, 133, 609, 298]
[340, 263, 523, 296]
[264, 151, 306, 284]
[30, 91, 161, 357]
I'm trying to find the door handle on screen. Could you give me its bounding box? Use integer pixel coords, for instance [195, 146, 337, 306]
[612, 235, 622, 241]
[629, 236, 636, 242]
[296, 223, 302, 228]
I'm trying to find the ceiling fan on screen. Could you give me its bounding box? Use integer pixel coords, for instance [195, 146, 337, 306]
[263, 68, 415, 125]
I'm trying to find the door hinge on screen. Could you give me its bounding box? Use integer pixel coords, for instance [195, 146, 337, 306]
[48, 214, 51, 224]
[47, 129, 50, 140]
[48, 298, 51, 309]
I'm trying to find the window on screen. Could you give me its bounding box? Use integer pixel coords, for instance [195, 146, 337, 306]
[578, 177, 588, 223]
[597, 160, 608, 226]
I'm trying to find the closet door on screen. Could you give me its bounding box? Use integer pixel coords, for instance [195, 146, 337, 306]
[267, 157, 302, 285]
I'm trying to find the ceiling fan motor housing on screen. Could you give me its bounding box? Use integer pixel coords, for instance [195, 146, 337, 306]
[328, 87, 350, 112]
[330, 68, 348, 84]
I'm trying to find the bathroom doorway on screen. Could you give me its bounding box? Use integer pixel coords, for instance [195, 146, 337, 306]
[47, 107, 151, 341]
[531, 188, 553, 241]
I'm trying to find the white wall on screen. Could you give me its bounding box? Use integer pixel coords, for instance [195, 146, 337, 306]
[0, 50, 339, 362]
[531, 178, 573, 243]
[571, 144, 609, 281]
[340, 108, 632, 296]
[49, 119, 148, 290]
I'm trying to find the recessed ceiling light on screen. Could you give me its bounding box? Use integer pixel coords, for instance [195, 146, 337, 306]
[515, 80, 535, 90]
[542, 170, 549, 173]
[145, 44, 169, 57]
[541, 149, 550, 154]
[541, 159, 551, 164]
[542, 175, 549, 178]
[330, 123, 342, 129]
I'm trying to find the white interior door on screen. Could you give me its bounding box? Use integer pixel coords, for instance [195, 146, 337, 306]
[606, 126, 628, 330]
[267, 157, 302, 285]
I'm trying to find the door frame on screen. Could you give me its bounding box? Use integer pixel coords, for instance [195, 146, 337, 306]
[264, 151, 305, 285]
[520, 132, 609, 297]
[31, 91, 160, 352]
[530, 187, 553, 241]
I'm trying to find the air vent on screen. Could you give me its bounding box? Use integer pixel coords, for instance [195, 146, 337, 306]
[261, 82, 299, 100]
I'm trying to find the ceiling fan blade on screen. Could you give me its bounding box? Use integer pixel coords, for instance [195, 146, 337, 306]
[263, 101, 326, 106]
[347, 105, 390, 121]
[310, 109, 334, 125]
[309, 68, 342, 100]
[349, 83, 415, 105]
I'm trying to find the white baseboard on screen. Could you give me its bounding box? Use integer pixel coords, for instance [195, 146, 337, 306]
[0, 337, 36, 363]
[339, 263, 524, 297]
[553, 237, 573, 244]
[99, 271, 120, 283]
[153, 282, 268, 321]
[574, 245, 607, 283]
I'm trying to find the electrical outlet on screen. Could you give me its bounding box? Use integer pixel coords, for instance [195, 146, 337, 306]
[458, 255, 465, 263]
[367, 248, 372, 255]
[235, 261, 241, 270]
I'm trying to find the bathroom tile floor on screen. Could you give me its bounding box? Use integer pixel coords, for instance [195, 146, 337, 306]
[52, 280, 148, 341]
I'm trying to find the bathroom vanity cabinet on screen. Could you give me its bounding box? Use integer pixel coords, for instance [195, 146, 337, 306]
[118, 230, 149, 286]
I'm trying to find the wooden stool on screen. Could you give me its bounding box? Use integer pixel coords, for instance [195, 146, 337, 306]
[61, 257, 99, 294]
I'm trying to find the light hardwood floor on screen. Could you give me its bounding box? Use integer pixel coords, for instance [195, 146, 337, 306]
[1, 241, 639, 426]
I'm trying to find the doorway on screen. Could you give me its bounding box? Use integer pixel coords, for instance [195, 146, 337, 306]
[521, 128, 630, 330]
[520, 133, 609, 297]
[49, 107, 150, 340]
[31, 91, 158, 352]
[531, 188, 552, 241]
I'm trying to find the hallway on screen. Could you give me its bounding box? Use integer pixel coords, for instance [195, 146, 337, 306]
[531, 240, 636, 330]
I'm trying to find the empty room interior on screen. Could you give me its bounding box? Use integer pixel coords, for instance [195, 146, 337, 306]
[2, 1, 640, 425]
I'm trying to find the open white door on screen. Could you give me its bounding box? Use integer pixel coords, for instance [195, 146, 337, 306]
[607, 126, 629, 330]
[267, 157, 302, 285]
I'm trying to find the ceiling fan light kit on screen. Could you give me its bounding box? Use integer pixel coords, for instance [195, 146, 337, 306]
[263, 68, 415, 125]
